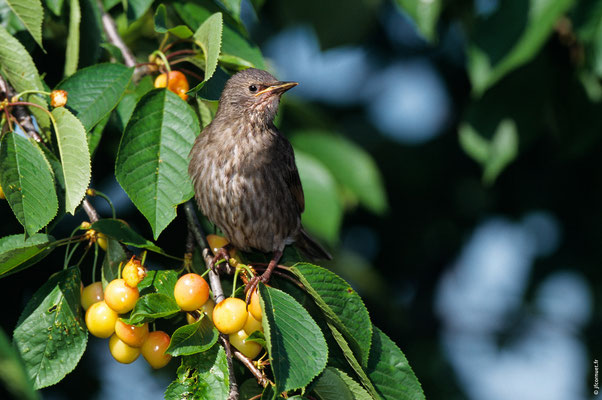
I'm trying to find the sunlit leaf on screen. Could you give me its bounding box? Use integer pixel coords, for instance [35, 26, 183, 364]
[367, 326, 425, 400]
[259, 284, 328, 394]
[56, 63, 133, 131]
[121, 293, 180, 324]
[193, 12, 223, 82]
[13, 267, 87, 389]
[290, 263, 372, 367]
[0, 134, 58, 235]
[52, 107, 91, 214]
[0, 327, 39, 400]
[5, 0, 45, 49]
[166, 317, 219, 356]
[468, 0, 575, 95]
[63, 0, 80, 77]
[312, 367, 372, 400]
[0, 234, 55, 278]
[92, 219, 168, 255]
[393, 0, 442, 42]
[291, 131, 388, 215]
[115, 89, 200, 239]
[164, 346, 229, 400]
[295, 151, 343, 245]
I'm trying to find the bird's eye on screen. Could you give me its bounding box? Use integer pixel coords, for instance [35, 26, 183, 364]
[249, 85, 257, 92]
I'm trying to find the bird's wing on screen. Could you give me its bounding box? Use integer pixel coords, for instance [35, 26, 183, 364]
[279, 135, 305, 214]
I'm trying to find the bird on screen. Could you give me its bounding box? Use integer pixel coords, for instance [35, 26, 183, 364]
[188, 68, 331, 290]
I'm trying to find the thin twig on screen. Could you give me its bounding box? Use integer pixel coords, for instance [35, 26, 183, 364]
[82, 199, 100, 223]
[0, 75, 43, 142]
[233, 349, 269, 387]
[220, 335, 240, 400]
[95, 0, 148, 81]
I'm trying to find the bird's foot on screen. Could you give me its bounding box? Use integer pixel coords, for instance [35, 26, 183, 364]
[209, 247, 230, 274]
[244, 250, 282, 304]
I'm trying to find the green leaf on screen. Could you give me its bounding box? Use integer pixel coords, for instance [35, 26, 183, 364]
[313, 367, 372, 400]
[5, 0, 45, 49]
[259, 284, 328, 394]
[166, 317, 219, 356]
[101, 237, 127, 290]
[63, 0, 80, 77]
[219, 0, 241, 23]
[0, 327, 39, 400]
[13, 267, 87, 389]
[56, 63, 134, 131]
[290, 263, 372, 368]
[121, 293, 180, 324]
[468, 0, 575, 95]
[291, 131, 388, 215]
[153, 4, 193, 38]
[114, 75, 154, 131]
[295, 151, 343, 245]
[190, 66, 230, 100]
[367, 326, 424, 400]
[0, 134, 58, 235]
[193, 12, 223, 83]
[164, 345, 229, 400]
[327, 323, 378, 398]
[52, 107, 91, 214]
[138, 269, 178, 297]
[174, 2, 265, 69]
[0, 233, 55, 278]
[459, 119, 518, 184]
[88, 113, 110, 157]
[45, 0, 65, 16]
[115, 89, 200, 239]
[126, 0, 153, 22]
[0, 26, 50, 138]
[394, 0, 441, 42]
[92, 219, 168, 255]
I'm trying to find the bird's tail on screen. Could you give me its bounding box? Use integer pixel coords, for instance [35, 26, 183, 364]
[295, 227, 332, 261]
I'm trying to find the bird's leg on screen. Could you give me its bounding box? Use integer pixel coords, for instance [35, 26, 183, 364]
[245, 250, 283, 300]
[209, 247, 231, 274]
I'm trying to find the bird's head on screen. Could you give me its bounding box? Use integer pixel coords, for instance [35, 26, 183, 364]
[218, 68, 298, 123]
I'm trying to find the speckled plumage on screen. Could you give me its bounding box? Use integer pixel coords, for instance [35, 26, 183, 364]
[188, 68, 330, 260]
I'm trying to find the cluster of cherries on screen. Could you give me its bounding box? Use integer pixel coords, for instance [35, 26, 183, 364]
[82, 235, 264, 368]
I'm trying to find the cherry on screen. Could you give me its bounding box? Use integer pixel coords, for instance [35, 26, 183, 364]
[115, 320, 149, 348]
[248, 289, 262, 321]
[104, 279, 139, 314]
[122, 257, 146, 288]
[81, 282, 104, 310]
[85, 300, 118, 338]
[96, 233, 108, 251]
[154, 71, 189, 101]
[141, 331, 172, 369]
[229, 329, 262, 359]
[109, 334, 140, 364]
[174, 273, 210, 311]
[213, 297, 248, 334]
[243, 311, 262, 336]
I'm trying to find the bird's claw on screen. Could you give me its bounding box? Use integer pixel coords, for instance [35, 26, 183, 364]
[209, 247, 230, 274]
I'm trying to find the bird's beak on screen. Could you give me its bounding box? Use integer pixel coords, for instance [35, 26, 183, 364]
[254, 81, 298, 97]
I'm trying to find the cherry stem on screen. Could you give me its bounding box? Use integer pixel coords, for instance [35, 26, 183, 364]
[231, 266, 240, 298]
[150, 50, 171, 73]
[11, 89, 51, 102]
[166, 49, 197, 60]
[177, 67, 203, 82]
[92, 242, 99, 282]
[87, 189, 116, 218]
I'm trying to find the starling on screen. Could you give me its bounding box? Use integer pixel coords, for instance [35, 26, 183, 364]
[188, 68, 331, 287]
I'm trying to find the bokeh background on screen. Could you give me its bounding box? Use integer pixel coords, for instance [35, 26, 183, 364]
[1, 0, 600, 399]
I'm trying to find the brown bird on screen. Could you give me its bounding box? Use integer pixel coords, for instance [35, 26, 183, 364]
[188, 68, 331, 289]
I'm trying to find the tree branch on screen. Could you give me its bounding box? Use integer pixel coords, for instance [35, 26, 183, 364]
[220, 334, 240, 400]
[0, 75, 43, 143]
[82, 199, 100, 223]
[95, 0, 148, 81]
[233, 349, 269, 387]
